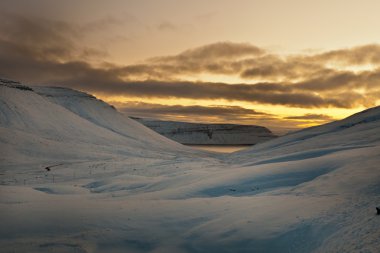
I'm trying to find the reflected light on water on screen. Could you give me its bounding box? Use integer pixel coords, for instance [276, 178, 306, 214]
[186, 145, 251, 153]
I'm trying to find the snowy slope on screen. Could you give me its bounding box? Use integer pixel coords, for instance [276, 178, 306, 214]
[229, 105, 380, 164]
[135, 118, 277, 145]
[33, 86, 183, 149]
[0, 79, 197, 167]
[1, 79, 379, 253]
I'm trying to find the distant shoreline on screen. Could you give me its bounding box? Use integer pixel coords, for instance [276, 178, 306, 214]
[185, 144, 252, 153]
[184, 144, 253, 146]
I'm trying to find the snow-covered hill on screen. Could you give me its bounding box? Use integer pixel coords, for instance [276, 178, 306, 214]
[134, 118, 277, 145]
[0, 78, 379, 253]
[0, 79, 197, 166]
[33, 86, 185, 149]
[229, 105, 380, 163]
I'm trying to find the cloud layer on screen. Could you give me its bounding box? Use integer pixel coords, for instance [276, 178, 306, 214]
[0, 13, 379, 125]
[115, 101, 333, 133]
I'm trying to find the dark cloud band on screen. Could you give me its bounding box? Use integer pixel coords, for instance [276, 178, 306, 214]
[0, 13, 379, 109]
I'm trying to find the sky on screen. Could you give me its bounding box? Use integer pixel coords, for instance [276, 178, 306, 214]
[1, 0, 380, 133]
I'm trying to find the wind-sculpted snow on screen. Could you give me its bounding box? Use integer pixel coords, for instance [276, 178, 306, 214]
[0, 79, 379, 253]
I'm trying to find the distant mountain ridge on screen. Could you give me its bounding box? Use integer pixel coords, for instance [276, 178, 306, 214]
[132, 118, 277, 145]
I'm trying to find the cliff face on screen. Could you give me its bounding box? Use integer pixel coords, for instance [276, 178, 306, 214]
[134, 119, 277, 145]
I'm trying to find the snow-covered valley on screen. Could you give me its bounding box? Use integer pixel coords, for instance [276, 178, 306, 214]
[0, 78, 379, 253]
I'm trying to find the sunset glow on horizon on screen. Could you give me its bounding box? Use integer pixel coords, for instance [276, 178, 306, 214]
[1, 0, 380, 133]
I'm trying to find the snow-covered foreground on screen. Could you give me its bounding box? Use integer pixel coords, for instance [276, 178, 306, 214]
[1, 79, 379, 253]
